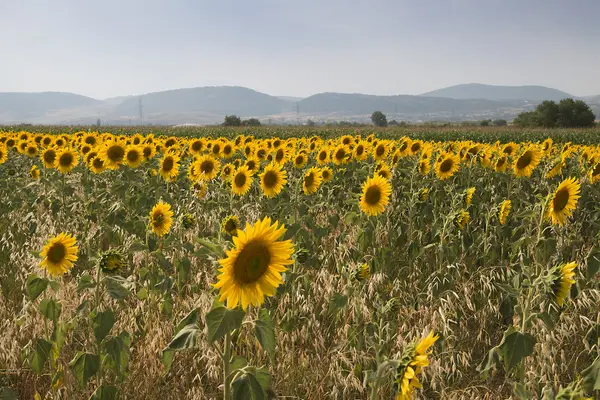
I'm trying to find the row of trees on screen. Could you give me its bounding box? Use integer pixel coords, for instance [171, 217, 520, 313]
[514, 99, 596, 128]
[371, 111, 508, 127]
[223, 115, 261, 127]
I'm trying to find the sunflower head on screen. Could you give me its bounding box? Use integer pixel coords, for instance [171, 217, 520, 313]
[231, 166, 253, 196]
[360, 174, 392, 216]
[551, 262, 576, 307]
[54, 148, 79, 174]
[259, 163, 287, 198]
[125, 145, 143, 168]
[499, 200, 512, 225]
[435, 153, 460, 180]
[221, 215, 240, 236]
[181, 213, 196, 229]
[213, 217, 294, 310]
[159, 154, 180, 182]
[101, 141, 126, 170]
[303, 167, 323, 195]
[419, 188, 430, 201]
[30, 165, 40, 179]
[321, 166, 333, 183]
[39, 233, 78, 277]
[456, 210, 470, 229]
[99, 249, 127, 273]
[464, 187, 476, 207]
[354, 263, 371, 281]
[546, 177, 581, 226]
[513, 146, 542, 178]
[149, 201, 174, 237]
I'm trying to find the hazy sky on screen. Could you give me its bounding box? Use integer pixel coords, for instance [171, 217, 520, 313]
[1, 0, 599, 99]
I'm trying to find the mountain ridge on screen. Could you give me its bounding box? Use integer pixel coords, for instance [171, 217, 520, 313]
[420, 83, 574, 101]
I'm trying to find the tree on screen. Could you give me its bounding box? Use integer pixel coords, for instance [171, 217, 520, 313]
[388, 119, 399, 126]
[513, 111, 538, 127]
[479, 119, 491, 127]
[557, 98, 595, 127]
[535, 100, 559, 127]
[241, 118, 261, 126]
[371, 111, 388, 127]
[492, 119, 508, 126]
[223, 115, 242, 126]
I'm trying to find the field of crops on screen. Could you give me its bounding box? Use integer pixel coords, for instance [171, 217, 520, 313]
[1, 126, 600, 399]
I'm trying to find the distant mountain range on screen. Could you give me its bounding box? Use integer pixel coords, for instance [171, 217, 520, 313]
[0, 84, 597, 125]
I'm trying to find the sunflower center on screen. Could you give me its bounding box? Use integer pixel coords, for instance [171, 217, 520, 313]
[192, 141, 202, 152]
[364, 186, 382, 205]
[107, 145, 125, 162]
[304, 173, 315, 188]
[162, 157, 174, 172]
[553, 188, 570, 211]
[59, 152, 74, 167]
[439, 159, 454, 173]
[127, 150, 140, 163]
[319, 152, 327, 161]
[335, 149, 345, 160]
[263, 170, 278, 188]
[322, 171, 330, 180]
[224, 145, 232, 154]
[47, 243, 66, 264]
[212, 145, 221, 154]
[234, 172, 247, 187]
[356, 146, 364, 155]
[516, 152, 532, 169]
[143, 147, 152, 158]
[295, 156, 303, 165]
[593, 164, 600, 176]
[411, 144, 420, 153]
[233, 241, 271, 283]
[92, 158, 104, 169]
[27, 147, 36, 155]
[376, 146, 385, 156]
[85, 137, 96, 145]
[246, 161, 256, 170]
[225, 220, 237, 232]
[257, 149, 266, 158]
[275, 150, 284, 162]
[200, 161, 214, 174]
[153, 212, 165, 227]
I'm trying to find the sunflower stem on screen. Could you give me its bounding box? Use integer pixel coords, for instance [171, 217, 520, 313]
[223, 331, 232, 400]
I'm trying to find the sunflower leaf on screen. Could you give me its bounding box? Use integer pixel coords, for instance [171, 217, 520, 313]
[27, 338, 52, 373]
[497, 330, 536, 372]
[92, 310, 115, 343]
[175, 308, 201, 335]
[26, 274, 48, 301]
[39, 298, 61, 322]
[231, 371, 266, 400]
[206, 306, 244, 343]
[166, 324, 200, 350]
[586, 247, 600, 279]
[253, 309, 275, 361]
[89, 385, 119, 400]
[103, 276, 131, 300]
[69, 352, 100, 388]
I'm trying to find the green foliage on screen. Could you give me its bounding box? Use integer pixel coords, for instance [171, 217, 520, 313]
[514, 98, 596, 128]
[224, 115, 242, 126]
[253, 309, 275, 361]
[69, 352, 100, 387]
[206, 305, 245, 344]
[371, 111, 388, 127]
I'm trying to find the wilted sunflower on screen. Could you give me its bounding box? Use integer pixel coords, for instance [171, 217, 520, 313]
[99, 249, 126, 273]
[89, 156, 106, 174]
[259, 163, 287, 198]
[231, 166, 253, 196]
[39, 233, 78, 277]
[54, 148, 79, 174]
[221, 215, 240, 235]
[30, 165, 40, 179]
[181, 213, 196, 229]
[99, 141, 126, 170]
[354, 263, 371, 281]
[499, 200, 511, 225]
[303, 167, 323, 195]
[551, 262, 576, 307]
[464, 187, 476, 207]
[159, 153, 180, 182]
[546, 177, 581, 226]
[359, 174, 392, 216]
[434, 153, 460, 180]
[419, 188, 430, 201]
[213, 217, 294, 310]
[192, 181, 208, 199]
[321, 166, 333, 182]
[394, 331, 439, 400]
[149, 201, 174, 237]
[513, 146, 542, 178]
[125, 145, 144, 168]
[456, 210, 470, 229]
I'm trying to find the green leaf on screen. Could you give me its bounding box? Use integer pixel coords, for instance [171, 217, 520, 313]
[175, 308, 201, 335]
[49, 280, 61, 292]
[582, 356, 600, 392]
[537, 311, 556, 331]
[104, 276, 131, 300]
[0, 387, 19, 400]
[512, 382, 530, 400]
[161, 349, 175, 374]
[93, 310, 115, 343]
[77, 274, 95, 292]
[231, 371, 266, 400]
[476, 347, 501, 379]
[147, 236, 157, 252]
[69, 352, 100, 388]
[498, 330, 536, 372]
[206, 306, 245, 343]
[587, 247, 600, 279]
[176, 258, 191, 288]
[327, 293, 348, 317]
[26, 274, 48, 301]
[39, 298, 61, 321]
[89, 385, 119, 400]
[230, 356, 248, 372]
[28, 338, 52, 373]
[102, 332, 130, 380]
[153, 251, 172, 271]
[166, 324, 200, 350]
[585, 324, 600, 347]
[195, 238, 224, 258]
[253, 310, 275, 361]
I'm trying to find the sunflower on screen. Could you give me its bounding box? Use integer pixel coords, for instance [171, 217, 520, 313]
[546, 159, 564, 179]
[434, 153, 460, 180]
[244, 157, 260, 175]
[25, 142, 38, 157]
[494, 155, 508, 173]
[293, 153, 308, 169]
[89, 156, 106, 174]
[231, 166, 253, 196]
[188, 139, 205, 155]
[220, 163, 235, 180]
[125, 145, 144, 168]
[303, 167, 323, 195]
[456, 210, 470, 229]
[502, 142, 518, 156]
[542, 138, 553, 154]
[353, 141, 369, 161]
[359, 174, 392, 216]
[82, 133, 98, 147]
[316, 148, 331, 164]
[419, 188, 430, 201]
[418, 159, 431, 176]
[332, 144, 350, 165]
[149, 201, 174, 237]
[259, 163, 287, 198]
[464, 187, 475, 207]
[320, 166, 333, 183]
[159, 153, 180, 182]
[192, 181, 208, 199]
[376, 163, 392, 180]
[194, 155, 221, 181]
[546, 177, 581, 226]
[590, 162, 600, 184]
[221, 215, 240, 236]
[394, 331, 439, 400]
[0, 146, 7, 164]
[273, 147, 290, 165]
[142, 144, 156, 160]
[29, 164, 40, 179]
[499, 200, 511, 225]
[551, 262, 576, 307]
[255, 146, 269, 161]
[213, 217, 294, 310]
[54, 148, 79, 174]
[354, 263, 371, 281]
[41, 135, 53, 147]
[99, 249, 126, 273]
[99, 141, 126, 170]
[513, 146, 542, 178]
[39, 233, 78, 277]
[181, 213, 196, 229]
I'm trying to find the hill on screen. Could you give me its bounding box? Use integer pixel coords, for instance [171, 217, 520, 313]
[420, 83, 573, 101]
[0, 92, 101, 123]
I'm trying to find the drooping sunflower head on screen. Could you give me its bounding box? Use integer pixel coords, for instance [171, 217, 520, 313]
[39, 233, 78, 277]
[354, 263, 371, 281]
[303, 167, 323, 195]
[259, 163, 287, 198]
[546, 158, 564, 179]
[99, 249, 127, 273]
[231, 166, 253, 196]
[513, 146, 542, 178]
[213, 217, 294, 310]
[394, 331, 439, 400]
[149, 201, 174, 237]
[192, 181, 208, 199]
[464, 187, 476, 207]
[419, 188, 430, 201]
[499, 199, 511, 225]
[494, 155, 508, 172]
[456, 210, 470, 229]
[551, 262, 576, 307]
[221, 215, 240, 236]
[359, 174, 392, 216]
[435, 153, 460, 180]
[54, 148, 79, 174]
[181, 213, 196, 229]
[546, 177, 581, 226]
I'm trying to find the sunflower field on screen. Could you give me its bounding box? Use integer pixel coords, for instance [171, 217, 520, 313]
[1, 127, 600, 399]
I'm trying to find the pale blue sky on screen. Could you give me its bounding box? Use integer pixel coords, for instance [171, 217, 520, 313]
[1, 0, 599, 99]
